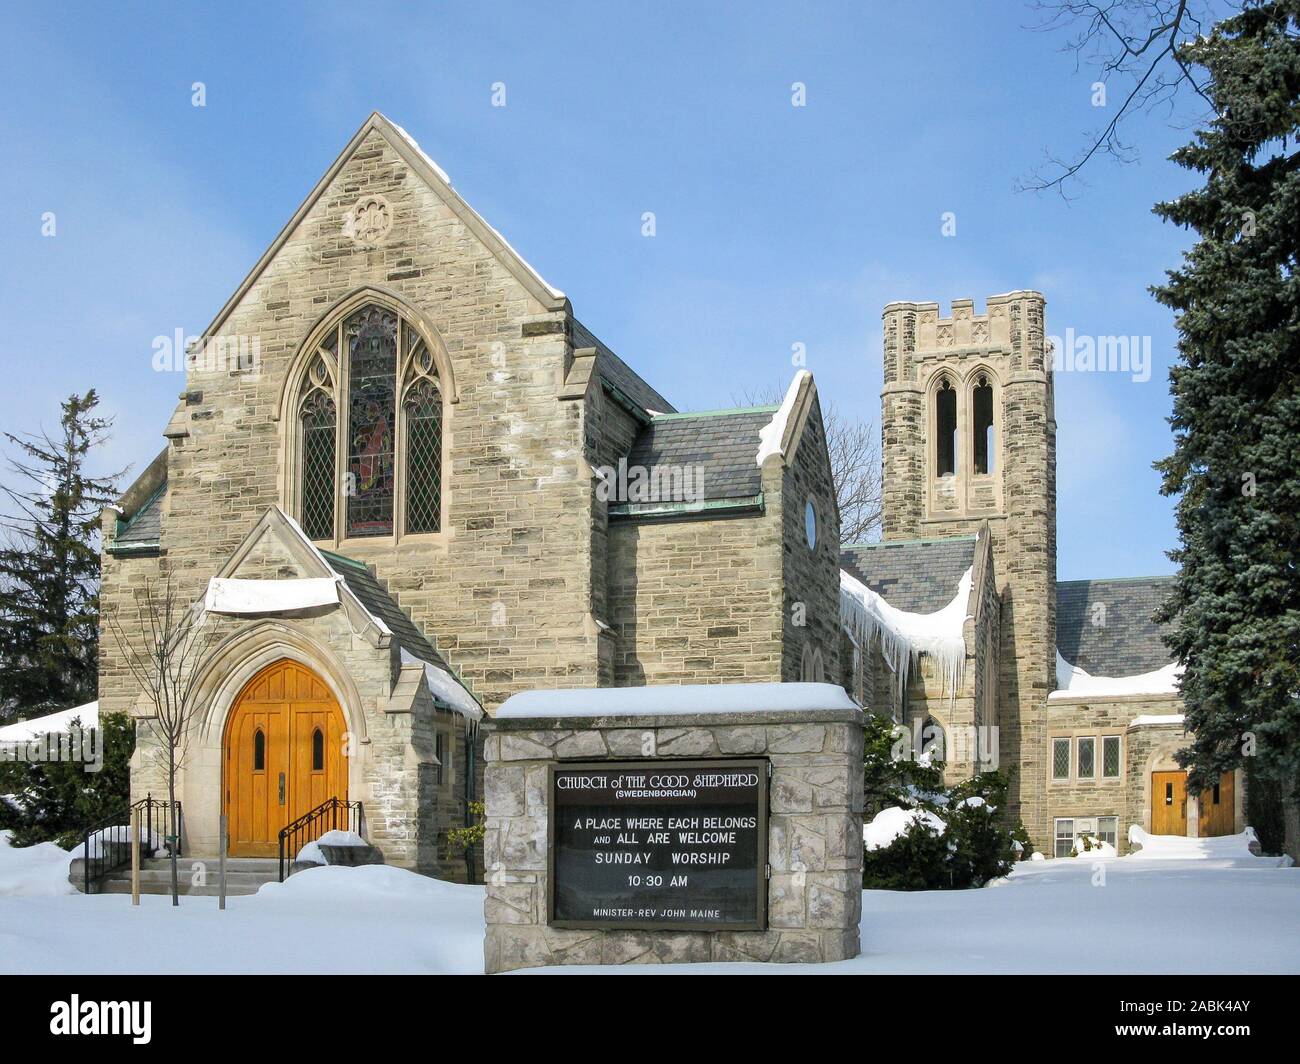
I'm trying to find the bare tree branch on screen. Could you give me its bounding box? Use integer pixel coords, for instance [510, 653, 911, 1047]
[1019, 0, 1229, 195]
[104, 575, 220, 904]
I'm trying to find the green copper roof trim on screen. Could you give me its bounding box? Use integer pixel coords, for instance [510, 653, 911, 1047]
[114, 482, 166, 540]
[600, 380, 653, 424]
[650, 404, 779, 421]
[104, 540, 161, 556]
[319, 548, 370, 572]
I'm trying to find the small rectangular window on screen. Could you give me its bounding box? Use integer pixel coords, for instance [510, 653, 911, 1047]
[1077, 736, 1096, 779]
[434, 732, 446, 787]
[1052, 737, 1071, 780]
[1054, 819, 1075, 859]
[1097, 817, 1119, 848]
[1102, 735, 1121, 778]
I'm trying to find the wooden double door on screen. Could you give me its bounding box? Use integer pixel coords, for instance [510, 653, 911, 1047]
[223, 660, 348, 857]
[1151, 770, 1235, 837]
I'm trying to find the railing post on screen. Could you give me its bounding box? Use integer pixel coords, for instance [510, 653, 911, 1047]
[130, 806, 141, 906]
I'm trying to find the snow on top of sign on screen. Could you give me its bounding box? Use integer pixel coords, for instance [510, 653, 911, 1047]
[495, 682, 857, 719]
[1050, 650, 1181, 700]
[839, 567, 971, 703]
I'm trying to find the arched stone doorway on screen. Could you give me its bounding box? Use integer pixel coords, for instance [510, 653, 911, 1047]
[222, 659, 348, 856]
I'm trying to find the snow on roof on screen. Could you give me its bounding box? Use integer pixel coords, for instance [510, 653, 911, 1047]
[839, 566, 971, 702]
[0, 702, 99, 743]
[1130, 713, 1185, 728]
[1050, 650, 1181, 701]
[384, 117, 566, 302]
[496, 682, 857, 719]
[755, 370, 810, 466]
[204, 576, 341, 614]
[399, 649, 483, 722]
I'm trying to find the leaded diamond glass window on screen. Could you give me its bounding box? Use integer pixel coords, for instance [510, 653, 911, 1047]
[301, 390, 336, 541]
[345, 307, 397, 537]
[1077, 736, 1096, 779]
[1102, 735, 1121, 778]
[1052, 737, 1070, 780]
[405, 377, 442, 534]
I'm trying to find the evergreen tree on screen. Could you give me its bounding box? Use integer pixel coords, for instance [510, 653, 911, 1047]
[0, 391, 120, 722]
[1152, 1, 1300, 798]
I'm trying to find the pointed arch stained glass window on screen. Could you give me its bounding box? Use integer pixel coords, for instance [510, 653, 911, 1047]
[345, 307, 398, 537]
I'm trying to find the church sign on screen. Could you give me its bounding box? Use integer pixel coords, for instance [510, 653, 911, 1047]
[547, 759, 769, 930]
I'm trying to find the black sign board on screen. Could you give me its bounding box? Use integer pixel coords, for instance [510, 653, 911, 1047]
[548, 758, 769, 930]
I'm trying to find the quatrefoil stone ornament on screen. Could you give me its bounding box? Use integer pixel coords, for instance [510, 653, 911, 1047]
[344, 193, 393, 248]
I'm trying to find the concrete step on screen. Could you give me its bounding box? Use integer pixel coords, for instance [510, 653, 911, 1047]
[139, 857, 281, 873]
[97, 878, 264, 897]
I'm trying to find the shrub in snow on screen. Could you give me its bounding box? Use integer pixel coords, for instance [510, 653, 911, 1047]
[1071, 833, 1117, 858]
[0, 712, 134, 848]
[862, 760, 1018, 890]
[1008, 819, 1034, 861]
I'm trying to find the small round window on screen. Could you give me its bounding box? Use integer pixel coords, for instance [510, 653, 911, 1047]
[804, 499, 817, 549]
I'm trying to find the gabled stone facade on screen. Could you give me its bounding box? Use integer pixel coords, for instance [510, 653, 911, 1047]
[99, 114, 842, 876]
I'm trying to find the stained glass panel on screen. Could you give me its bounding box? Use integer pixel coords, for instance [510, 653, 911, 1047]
[405, 378, 442, 533]
[345, 307, 397, 537]
[301, 390, 336, 541]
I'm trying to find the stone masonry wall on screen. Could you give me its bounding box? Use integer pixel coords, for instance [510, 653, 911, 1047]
[607, 498, 784, 686]
[113, 125, 600, 727]
[482, 708, 864, 973]
[779, 397, 842, 684]
[878, 293, 1055, 850]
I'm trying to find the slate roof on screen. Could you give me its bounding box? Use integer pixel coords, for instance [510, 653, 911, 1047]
[319, 550, 452, 673]
[839, 536, 976, 613]
[114, 482, 165, 546]
[1057, 576, 1175, 677]
[572, 318, 676, 415]
[618, 407, 778, 510]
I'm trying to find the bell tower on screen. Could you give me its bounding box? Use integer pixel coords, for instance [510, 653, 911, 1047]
[880, 292, 1057, 834]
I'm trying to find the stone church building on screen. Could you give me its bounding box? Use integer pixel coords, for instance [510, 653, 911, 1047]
[99, 113, 1213, 874]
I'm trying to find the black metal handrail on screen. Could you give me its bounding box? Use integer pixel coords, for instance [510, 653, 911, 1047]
[278, 797, 364, 882]
[79, 794, 183, 894]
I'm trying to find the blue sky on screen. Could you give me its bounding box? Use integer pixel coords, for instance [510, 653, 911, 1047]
[0, 1, 1207, 579]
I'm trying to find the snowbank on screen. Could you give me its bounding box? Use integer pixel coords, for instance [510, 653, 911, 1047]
[497, 682, 857, 719]
[755, 370, 810, 466]
[1127, 825, 1291, 865]
[204, 576, 341, 614]
[0, 702, 99, 743]
[296, 829, 368, 865]
[1051, 650, 1181, 700]
[839, 567, 971, 702]
[863, 806, 946, 851]
[0, 831, 74, 897]
[66, 825, 166, 860]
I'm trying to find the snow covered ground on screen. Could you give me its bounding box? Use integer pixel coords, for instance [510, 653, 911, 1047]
[1, 830, 1296, 974]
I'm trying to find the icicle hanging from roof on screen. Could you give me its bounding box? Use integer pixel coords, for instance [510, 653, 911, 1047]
[839, 567, 972, 705]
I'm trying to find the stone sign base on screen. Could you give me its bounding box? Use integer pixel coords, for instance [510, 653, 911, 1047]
[483, 706, 864, 973]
